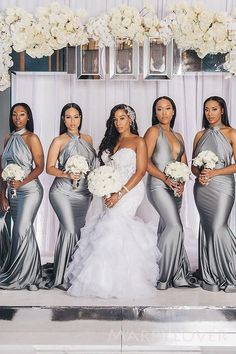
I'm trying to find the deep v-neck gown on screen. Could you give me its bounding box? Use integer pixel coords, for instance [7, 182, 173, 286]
[147, 125, 192, 289]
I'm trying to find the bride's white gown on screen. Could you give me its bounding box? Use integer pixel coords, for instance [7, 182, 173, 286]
[65, 148, 160, 298]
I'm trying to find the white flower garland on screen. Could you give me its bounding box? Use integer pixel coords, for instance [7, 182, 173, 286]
[168, 2, 233, 58]
[1, 1, 236, 91]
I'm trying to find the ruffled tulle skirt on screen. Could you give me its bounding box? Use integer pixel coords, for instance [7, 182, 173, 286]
[65, 203, 160, 299]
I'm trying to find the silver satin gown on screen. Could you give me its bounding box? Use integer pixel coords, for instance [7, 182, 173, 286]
[0, 211, 11, 269]
[147, 125, 193, 289]
[0, 128, 43, 290]
[193, 126, 236, 292]
[49, 132, 96, 288]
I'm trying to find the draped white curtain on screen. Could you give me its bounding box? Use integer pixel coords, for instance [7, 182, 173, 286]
[2, 0, 236, 267]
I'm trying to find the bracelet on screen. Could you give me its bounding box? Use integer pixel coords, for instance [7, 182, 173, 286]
[122, 185, 129, 193]
[117, 190, 123, 200]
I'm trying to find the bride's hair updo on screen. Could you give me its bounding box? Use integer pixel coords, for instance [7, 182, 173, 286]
[98, 104, 139, 163]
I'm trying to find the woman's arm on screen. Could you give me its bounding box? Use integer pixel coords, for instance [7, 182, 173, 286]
[10, 134, 44, 190]
[105, 137, 147, 207]
[201, 128, 236, 180]
[191, 131, 204, 179]
[46, 137, 79, 180]
[0, 135, 11, 210]
[0, 154, 9, 211]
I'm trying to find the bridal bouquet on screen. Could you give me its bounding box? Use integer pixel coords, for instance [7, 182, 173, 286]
[192, 150, 218, 169]
[88, 165, 123, 197]
[164, 161, 191, 197]
[64, 155, 89, 189]
[1, 163, 26, 198]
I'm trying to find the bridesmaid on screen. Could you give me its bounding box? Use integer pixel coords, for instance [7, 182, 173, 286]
[46, 103, 96, 289]
[192, 96, 236, 292]
[144, 96, 196, 289]
[0, 103, 44, 290]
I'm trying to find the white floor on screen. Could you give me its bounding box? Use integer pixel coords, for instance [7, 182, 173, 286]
[0, 288, 236, 353]
[0, 286, 236, 307]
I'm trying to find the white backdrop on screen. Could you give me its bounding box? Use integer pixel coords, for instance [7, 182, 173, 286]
[2, 0, 236, 267]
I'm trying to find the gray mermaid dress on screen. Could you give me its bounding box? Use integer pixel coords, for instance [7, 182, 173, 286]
[193, 126, 236, 292]
[147, 125, 193, 289]
[49, 132, 96, 288]
[0, 128, 43, 290]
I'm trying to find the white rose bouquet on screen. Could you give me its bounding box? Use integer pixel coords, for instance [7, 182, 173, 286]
[64, 155, 89, 190]
[192, 150, 218, 169]
[1, 163, 26, 198]
[164, 161, 191, 197]
[87, 165, 123, 197]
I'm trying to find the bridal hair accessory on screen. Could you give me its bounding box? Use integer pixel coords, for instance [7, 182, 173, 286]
[124, 106, 136, 122]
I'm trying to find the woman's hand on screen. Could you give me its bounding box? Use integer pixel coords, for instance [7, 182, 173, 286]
[0, 195, 9, 212]
[199, 168, 216, 186]
[164, 177, 178, 191]
[64, 172, 81, 180]
[104, 193, 119, 208]
[9, 179, 24, 190]
[174, 182, 185, 196]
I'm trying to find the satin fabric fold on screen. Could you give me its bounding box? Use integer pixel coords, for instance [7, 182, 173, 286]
[193, 126, 236, 292]
[48, 133, 96, 288]
[0, 128, 43, 290]
[147, 125, 194, 289]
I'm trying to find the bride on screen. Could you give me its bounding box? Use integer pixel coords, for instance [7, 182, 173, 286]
[65, 104, 160, 298]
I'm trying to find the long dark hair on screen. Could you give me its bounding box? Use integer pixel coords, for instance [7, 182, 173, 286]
[9, 103, 34, 133]
[202, 96, 231, 128]
[98, 104, 139, 163]
[60, 103, 83, 134]
[152, 96, 176, 128]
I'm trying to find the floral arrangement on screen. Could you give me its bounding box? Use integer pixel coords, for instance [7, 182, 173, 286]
[141, 1, 172, 45]
[27, 3, 88, 58]
[86, 14, 113, 47]
[192, 150, 219, 169]
[168, 2, 233, 59]
[164, 161, 190, 197]
[107, 4, 144, 44]
[1, 1, 236, 90]
[64, 155, 89, 189]
[1, 163, 26, 198]
[87, 165, 123, 197]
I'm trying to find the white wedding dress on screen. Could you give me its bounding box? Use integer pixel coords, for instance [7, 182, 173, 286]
[65, 148, 161, 298]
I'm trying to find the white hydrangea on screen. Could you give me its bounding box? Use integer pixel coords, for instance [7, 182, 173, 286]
[2, 163, 26, 181]
[193, 150, 219, 169]
[169, 2, 233, 58]
[107, 4, 145, 44]
[142, 10, 172, 45]
[64, 155, 89, 175]
[0, 12, 13, 91]
[86, 14, 113, 47]
[223, 15, 236, 74]
[0, 72, 10, 91]
[88, 165, 123, 197]
[164, 161, 190, 183]
[5, 7, 35, 53]
[27, 2, 88, 58]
